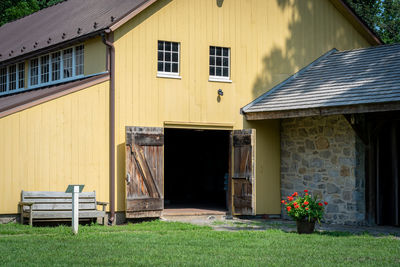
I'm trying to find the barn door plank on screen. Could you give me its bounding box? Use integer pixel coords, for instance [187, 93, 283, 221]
[125, 127, 164, 218]
[230, 129, 256, 215]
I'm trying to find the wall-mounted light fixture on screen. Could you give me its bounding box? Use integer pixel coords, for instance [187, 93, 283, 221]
[218, 89, 224, 96]
[216, 0, 224, 7]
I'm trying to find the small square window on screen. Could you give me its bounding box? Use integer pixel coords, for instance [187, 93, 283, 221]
[157, 41, 180, 77]
[209, 46, 230, 81]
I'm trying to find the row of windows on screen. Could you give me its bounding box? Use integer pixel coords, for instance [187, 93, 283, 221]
[157, 41, 231, 81]
[29, 45, 84, 87]
[0, 45, 84, 96]
[0, 63, 25, 93]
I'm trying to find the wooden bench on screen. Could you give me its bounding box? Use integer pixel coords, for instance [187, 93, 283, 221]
[19, 191, 108, 226]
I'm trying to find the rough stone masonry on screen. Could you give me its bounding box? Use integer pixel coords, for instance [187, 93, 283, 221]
[280, 115, 365, 225]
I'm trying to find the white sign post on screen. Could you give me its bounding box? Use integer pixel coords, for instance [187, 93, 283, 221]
[65, 185, 84, 235]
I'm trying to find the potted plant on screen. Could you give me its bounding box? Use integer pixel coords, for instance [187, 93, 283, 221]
[281, 190, 328, 234]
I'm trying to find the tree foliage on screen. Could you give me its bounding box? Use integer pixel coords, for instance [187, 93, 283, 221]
[346, 0, 400, 44]
[0, 0, 64, 26]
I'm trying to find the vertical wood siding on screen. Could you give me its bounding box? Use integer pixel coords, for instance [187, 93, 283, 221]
[113, 0, 371, 214]
[0, 81, 109, 214]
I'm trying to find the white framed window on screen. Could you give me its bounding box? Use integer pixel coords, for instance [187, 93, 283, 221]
[8, 64, 17, 90]
[63, 48, 73, 78]
[52, 52, 61, 81]
[75, 45, 84, 76]
[0, 67, 7, 92]
[18, 62, 25, 89]
[40, 55, 50, 83]
[157, 40, 180, 78]
[30, 58, 39, 86]
[209, 46, 231, 82]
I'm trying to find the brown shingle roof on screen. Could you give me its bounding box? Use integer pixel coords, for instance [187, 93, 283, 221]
[0, 0, 154, 64]
[0, 73, 109, 118]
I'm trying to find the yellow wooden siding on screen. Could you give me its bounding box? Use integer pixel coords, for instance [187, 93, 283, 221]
[84, 37, 107, 76]
[112, 0, 371, 214]
[0, 81, 109, 214]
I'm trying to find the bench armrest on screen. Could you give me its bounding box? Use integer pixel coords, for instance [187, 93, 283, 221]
[97, 201, 108, 212]
[19, 202, 33, 206]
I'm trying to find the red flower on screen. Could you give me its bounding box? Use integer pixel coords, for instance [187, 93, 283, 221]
[281, 200, 285, 204]
[295, 205, 299, 209]
[292, 192, 298, 197]
[318, 203, 323, 206]
[305, 207, 309, 210]
[304, 189, 308, 193]
[287, 196, 294, 201]
[305, 193, 309, 196]
[324, 201, 328, 205]
[287, 206, 291, 211]
[304, 201, 309, 205]
[293, 202, 297, 205]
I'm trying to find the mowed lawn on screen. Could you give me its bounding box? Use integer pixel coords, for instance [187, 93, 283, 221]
[0, 221, 399, 266]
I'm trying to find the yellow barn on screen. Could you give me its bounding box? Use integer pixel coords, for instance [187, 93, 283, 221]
[0, 0, 381, 224]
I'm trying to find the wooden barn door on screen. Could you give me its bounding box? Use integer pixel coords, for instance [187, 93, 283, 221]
[125, 127, 164, 218]
[230, 129, 256, 215]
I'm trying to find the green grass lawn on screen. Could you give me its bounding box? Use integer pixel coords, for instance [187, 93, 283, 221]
[0, 221, 399, 266]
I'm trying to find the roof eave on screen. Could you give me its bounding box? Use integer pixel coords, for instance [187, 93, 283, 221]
[329, 0, 383, 45]
[245, 101, 400, 120]
[108, 0, 158, 32]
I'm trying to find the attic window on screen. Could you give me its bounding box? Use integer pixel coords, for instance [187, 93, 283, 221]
[28, 44, 85, 89]
[157, 41, 180, 78]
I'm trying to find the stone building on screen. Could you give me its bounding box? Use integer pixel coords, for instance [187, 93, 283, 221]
[242, 45, 400, 226]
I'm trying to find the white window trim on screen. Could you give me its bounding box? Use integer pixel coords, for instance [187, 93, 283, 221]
[208, 76, 232, 83]
[156, 72, 182, 79]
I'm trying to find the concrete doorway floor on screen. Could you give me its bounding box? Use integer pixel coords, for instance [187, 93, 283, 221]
[161, 216, 400, 238]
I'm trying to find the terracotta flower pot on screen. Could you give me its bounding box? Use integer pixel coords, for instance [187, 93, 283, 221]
[296, 219, 316, 234]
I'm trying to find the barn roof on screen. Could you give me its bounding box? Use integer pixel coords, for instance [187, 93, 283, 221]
[242, 43, 400, 120]
[0, 0, 156, 64]
[0, 73, 109, 119]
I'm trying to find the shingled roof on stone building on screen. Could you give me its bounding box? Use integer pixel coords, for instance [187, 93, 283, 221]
[242, 43, 400, 119]
[0, 0, 156, 65]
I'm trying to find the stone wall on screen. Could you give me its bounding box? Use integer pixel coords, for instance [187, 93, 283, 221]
[280, 115, 365, 225]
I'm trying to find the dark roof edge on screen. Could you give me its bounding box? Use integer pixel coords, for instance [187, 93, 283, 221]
[330, 0, 383, 45]
[0, 29, 105, 67]
[244, 101, 400, 120]
[109, 0, 158, 31]
[0, 73, 110, 119]
[241, 48, 338, 114]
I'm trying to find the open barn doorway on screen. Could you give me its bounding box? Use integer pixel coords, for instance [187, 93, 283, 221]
[164, 128, 230, 214]
[363, 111, 400, 227]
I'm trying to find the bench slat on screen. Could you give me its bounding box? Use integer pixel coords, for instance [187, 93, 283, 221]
[22, 210, 105, 219]
[22, 191, 95, 198]
[23, 198, 95, 204]
[23, 203, 96, 211]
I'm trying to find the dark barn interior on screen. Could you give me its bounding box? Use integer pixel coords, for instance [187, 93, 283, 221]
[164, 129, 230, 210]
[374, 115, 400, 226]
[357, 111, 400, 227]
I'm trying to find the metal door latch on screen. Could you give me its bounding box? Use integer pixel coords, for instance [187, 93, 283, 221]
[126, 173, 131, 184]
